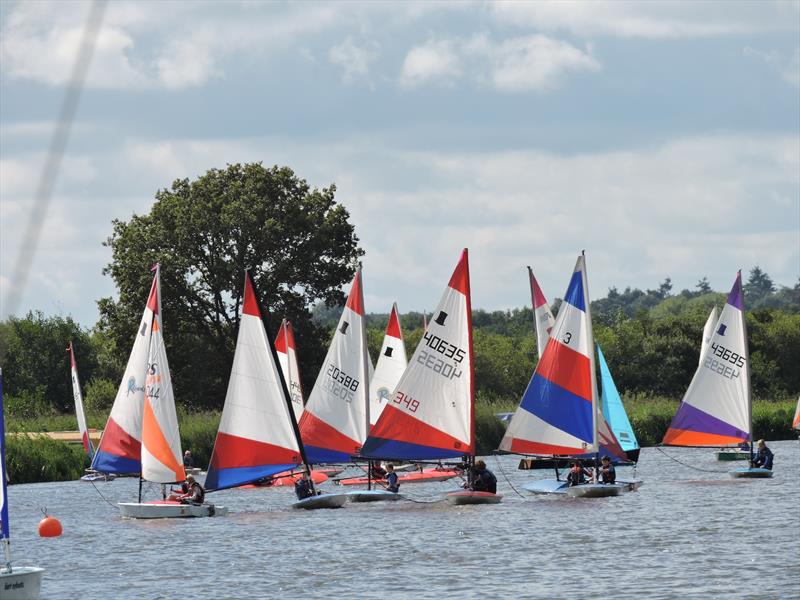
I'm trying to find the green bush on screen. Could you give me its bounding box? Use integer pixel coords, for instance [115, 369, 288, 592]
[5, 388, 55, 420]
[84, 377, 117, 413]
[5, 434, 87, 484]
[178, 411, 221, 469]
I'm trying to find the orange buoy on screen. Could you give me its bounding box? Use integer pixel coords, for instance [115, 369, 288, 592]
[38, 515, 62, 537]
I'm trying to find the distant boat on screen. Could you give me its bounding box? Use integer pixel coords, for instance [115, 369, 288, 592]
[501, 253, 639, 498]
[700, 306, 719, 366]
[205, 273, 345, 509]
[0, 368, 45, 599]
[793, 397, 800, 431]
[597, 345, 640, 464]
[362, 249, 497, 505]
[275, 319, 305, 422]
[368, 303, 408, 427]
[663, 272, 772, 479]
[118, 265, 228, 518]
[528, 266, 554, 360]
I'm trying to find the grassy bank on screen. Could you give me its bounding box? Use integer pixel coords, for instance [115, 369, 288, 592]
[4, 399, 796, 483]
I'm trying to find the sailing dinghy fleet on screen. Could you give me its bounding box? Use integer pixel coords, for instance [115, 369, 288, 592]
[50, 248, 784, 521]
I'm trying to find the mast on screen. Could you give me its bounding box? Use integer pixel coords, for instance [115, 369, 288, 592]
[464, 249, 475, 465]
[739, 270, 754, 463]
[581, 251, 600, 475]
[248, 272, 316, 493]
[357, 267, 370, 454]
[1, 368, 13, 572]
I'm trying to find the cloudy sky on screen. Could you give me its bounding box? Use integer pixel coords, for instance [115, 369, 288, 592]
[1, 0, 798, 327]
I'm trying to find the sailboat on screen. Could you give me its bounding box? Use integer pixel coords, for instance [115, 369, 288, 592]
[793, 397, 800, 432]
[362, 249, 500, 505]
[368, 303, 408, 427]
[663, 272, 771, 479]
[501, 253, 634, 498]
[205, 273, 346, 509]
[520, 268, 639, 471]
[118, 265, 227, 517]
[275, 319, 305, 423]
[68, 342, 109, 482]
[0, 368, 45, 600]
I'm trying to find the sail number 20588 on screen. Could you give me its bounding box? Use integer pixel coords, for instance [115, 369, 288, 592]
[323, 364, 360, 403]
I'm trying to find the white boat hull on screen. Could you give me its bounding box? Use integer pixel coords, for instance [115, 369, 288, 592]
[347, 490, 401, 502]
[0, 566, 44, 600]
[730, 467, 773, 479]
[80, 472, 114, 482]
[523, 479, 640, 497]
[565, 483, 624, 498]
[118, 502, 228, 519]
[445, 491, 502, 505]
[292, 493, 348, 510]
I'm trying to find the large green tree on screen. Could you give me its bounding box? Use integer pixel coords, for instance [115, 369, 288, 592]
[97, 163, 363, 410]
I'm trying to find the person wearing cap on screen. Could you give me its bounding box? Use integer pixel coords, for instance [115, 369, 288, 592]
[467, 460, 497, 494]
[179, 474, 205, 505]
[599, 456, 616, 484]
[751, 439, 774, 470]
[566, 460, 592, 487]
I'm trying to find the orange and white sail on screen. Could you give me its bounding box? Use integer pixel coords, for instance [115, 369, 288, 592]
[275, 320, 305, 422]
[369, 303, 408, 426]
[529, 267, 555, 359]
[140, 266, 186, 484]
[793, 396, 800, 431]
[68, 341, 94, 458]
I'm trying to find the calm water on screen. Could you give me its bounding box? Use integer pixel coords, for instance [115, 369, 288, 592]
[5, 440, 799, 600]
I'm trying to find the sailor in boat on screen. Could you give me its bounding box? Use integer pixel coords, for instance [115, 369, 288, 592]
[370, 461, 387, 479]
[467, 460, 497, 494]
[167, 480, 190, 501]
[295, 471, 318, 500]
[566, 460, 593, 487]
[183, 450, 194, 469]
[598, 456, 616, 484]
[179, 475, 205, 505]
[385, 464, 399, 493]
[737, 440, 751, 451]
[751, 440, 774, 470]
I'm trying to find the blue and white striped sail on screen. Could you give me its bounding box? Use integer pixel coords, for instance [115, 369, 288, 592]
[597, 345, 638, 454]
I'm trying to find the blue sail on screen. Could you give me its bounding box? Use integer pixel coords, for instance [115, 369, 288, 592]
[597, 345, 639, 454]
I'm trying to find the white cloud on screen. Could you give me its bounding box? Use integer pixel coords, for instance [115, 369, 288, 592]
[400, 39, 462, 87]
[491, 1, 798, 39]
[401, 34, 599, 92]
[329, 36, 379, 82]
[744, 46, 800, 88]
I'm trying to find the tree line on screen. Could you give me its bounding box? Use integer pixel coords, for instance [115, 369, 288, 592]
[1, 163, 798, 420]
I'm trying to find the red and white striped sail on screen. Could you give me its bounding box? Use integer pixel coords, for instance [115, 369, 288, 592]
[140, 267, 186, 484]
[362, 250, 474, 460]
[275, 320, 305, 422]
[529, 267, 555, 359]
[369, 303, 408, 426]
[68, 342, 93, 458]
[700, 306, 719, 365]
[204, 274, 303, 491]
[91, 272, 158, 474]
[299, 269, 370, 463]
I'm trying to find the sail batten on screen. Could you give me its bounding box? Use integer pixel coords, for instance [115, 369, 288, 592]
[205, 273, 303, 491]
[362, 250, 474, 461]
[500, 254, 598, 456]
[663, 272, 750, 447]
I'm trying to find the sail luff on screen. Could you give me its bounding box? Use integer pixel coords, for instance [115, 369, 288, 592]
[581, 252, 599, 451]
[69, 341, 94, 458]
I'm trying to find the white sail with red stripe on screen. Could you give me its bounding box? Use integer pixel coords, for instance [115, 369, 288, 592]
[369, 303, 408, 426]
[68, 341, 94, 458]
[140, 266, 186, 484]
[91, 271, 158, 475]
[275, 319, 305, 422]
[529, 267, 555, 360]
[362, 250, 474, 460]
[299, 268, 370, 463]
[204, 273, 303, 491]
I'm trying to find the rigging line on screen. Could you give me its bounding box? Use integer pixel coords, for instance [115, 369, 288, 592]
[492, 454, 526, 499]
[1, 0, 107, 335]
[654, 446, 732, 474]
[89, 479, 118, 509]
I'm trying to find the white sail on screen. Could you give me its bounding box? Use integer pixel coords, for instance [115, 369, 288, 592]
[140, 267, 186, 484]
[299, 268, 370, 463]
[700, 306, 719, 366]
[529, 267, 555, 359]
[369, 303, 408, 426]
[276, 320, 305, 422]
[69, 342, 94, 458]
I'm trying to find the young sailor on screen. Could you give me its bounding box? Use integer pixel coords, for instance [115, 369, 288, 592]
[599, 456, 616, 484]
[469, 460, 497, 494]
[294, 470, 316, 500]
[566, 460, 592, 487]
[385, 464, 400, 493]
[751, 440, 774, 470]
